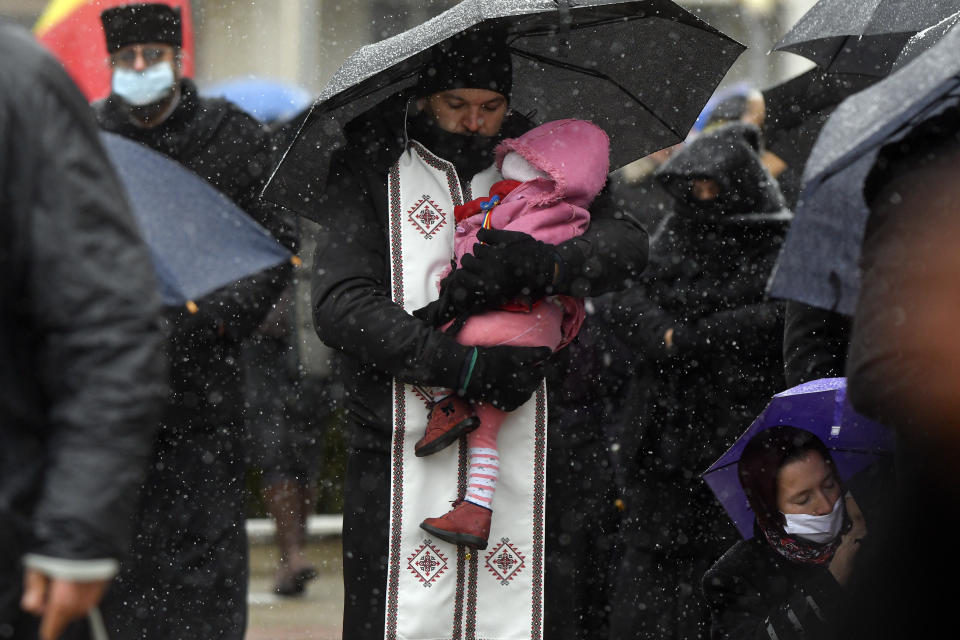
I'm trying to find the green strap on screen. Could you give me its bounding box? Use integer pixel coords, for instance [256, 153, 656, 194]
[459, 347, 479, 394]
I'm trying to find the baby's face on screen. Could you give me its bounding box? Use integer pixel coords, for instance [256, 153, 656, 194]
[501, 152, 550, 182]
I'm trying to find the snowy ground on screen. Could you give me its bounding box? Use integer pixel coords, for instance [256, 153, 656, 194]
[246, 535, 343, 639]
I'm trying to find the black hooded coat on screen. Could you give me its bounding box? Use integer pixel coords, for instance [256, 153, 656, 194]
[311, 90, 648, 639]
[608, 123, 789, 639]
[93, 78, 294, 639]
[0, 24, 165, 635]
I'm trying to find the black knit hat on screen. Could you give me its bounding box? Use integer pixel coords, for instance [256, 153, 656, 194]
[416, 27, 512, 100]
[101, 3, 182, 53]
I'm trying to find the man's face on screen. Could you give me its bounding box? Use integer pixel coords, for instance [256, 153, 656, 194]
[422, 89, 508, 137]
[110, 42, 180, 78]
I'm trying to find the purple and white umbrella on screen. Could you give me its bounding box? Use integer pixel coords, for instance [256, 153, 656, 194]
[702, 377, 895, 539]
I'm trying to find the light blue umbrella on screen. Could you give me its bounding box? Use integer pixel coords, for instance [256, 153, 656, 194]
[203, 76, 312, 123]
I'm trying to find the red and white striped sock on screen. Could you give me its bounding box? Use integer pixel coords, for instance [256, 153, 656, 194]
[464, 447, 499, 509]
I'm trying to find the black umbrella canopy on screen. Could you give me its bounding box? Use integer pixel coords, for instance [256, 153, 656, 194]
[769, 22, 960, 313]
[892, 10, 960, 70]
[761, 68, 878, 207]
[774, 0, 960, 76]
[264, 0, 744, 218]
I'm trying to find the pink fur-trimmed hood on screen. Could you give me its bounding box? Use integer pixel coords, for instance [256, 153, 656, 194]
[495, 119, 610, 208]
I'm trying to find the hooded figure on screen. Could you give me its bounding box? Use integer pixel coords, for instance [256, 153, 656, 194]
[608, 121, 790, 640]
[415, 119, 609, 549]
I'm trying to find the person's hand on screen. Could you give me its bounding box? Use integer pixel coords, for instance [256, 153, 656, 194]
[828, 495, 867, 586]
[21, 569, 110, 640]
[664, 327, 675, 350]
[413, 269, 469, 327]
[458, 345, 553, 411]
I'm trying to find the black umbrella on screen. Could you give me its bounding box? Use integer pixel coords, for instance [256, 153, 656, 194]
[892, 10, 960, 70]
[768, 22, 960, 314]
[773, 0, 960, 76]
[761, 68, 878, 207]
[264, 0, 744, 218]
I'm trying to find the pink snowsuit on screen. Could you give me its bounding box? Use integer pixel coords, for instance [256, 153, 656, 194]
[453, 118, 611, 351]
[447, 119, 611, 509]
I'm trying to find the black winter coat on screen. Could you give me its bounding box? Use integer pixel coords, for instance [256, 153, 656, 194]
[702, 534, 845, 640]
[617, 124, 789, 555]
[312, 92, 649, 451]
[636, 123, 789, 476]
[0, 20, 165, 606]
[94, 79, 294, 431]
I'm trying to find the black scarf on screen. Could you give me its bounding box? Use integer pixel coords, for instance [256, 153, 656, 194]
[406, 108, 502, 185]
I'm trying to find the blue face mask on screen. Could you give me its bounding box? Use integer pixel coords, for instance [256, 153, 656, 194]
[112, 61, 176, 107]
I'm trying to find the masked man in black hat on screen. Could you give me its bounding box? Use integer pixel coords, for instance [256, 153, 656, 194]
[92, 4, 296, 639]
[297, 28, 648, 639]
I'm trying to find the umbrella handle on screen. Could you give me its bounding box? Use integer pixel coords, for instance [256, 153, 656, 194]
[831, 384, 847, 439]
[554, 0, 571, 57]
[88, 607, 110, 640]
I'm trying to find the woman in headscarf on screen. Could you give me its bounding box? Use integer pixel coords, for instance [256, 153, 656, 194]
[702, 426, 871, 639]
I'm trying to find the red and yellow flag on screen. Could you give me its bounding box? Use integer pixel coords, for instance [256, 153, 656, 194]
[34, 0, 195, 102]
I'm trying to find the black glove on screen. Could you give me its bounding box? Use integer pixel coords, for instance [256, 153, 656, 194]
[457, 345, 553, 411]
[413, 267, 469, 327]
[414, 229, 563, 326]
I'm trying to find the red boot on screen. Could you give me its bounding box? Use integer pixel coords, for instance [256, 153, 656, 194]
[415, 395, 480, 457]
[420, 500, 492, 550]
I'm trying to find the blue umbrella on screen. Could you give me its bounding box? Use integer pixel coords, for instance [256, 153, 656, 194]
[768, 21, 960, 314]
[203, 76, 312, 124]
[100, 132, 291, 306]
[702, 378, 895, 539]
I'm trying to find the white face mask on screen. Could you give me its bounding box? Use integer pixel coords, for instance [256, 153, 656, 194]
[782, 495, 844, 544]
[112, 61, 176, 107]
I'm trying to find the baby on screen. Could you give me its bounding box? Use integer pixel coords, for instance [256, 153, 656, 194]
[415, 119, 610, 549]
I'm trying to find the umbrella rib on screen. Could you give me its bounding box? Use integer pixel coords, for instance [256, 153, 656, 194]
[705, 447, 893, 474]
[510, 47, 685, 139]
[823, 34, 852, 74]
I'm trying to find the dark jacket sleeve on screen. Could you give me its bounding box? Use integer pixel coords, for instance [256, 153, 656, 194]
[166, 108, 295, 345]
[310, 151, 470, 387]
[609, 287, 782, 364]
[12, 37, 166, 560]
[783, 301, 851, 388]
[554, 187, 649, 298]
[164, 262, 291, 344]
[702, 543, 844, 640]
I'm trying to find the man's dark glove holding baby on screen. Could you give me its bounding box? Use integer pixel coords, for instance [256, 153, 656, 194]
[414, 228, 563, 327]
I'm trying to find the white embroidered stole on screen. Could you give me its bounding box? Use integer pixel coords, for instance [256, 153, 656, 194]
[384, 141, 547, 640]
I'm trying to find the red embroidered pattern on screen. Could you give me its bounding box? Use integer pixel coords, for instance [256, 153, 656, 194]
[385, 385, 406, 639]
[407, 194, 447, 239]
[411, 141, 464, 206]
[485, 538, 526, 585]
[407, 539, 450, 587]
[531, 385, 547, 640]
